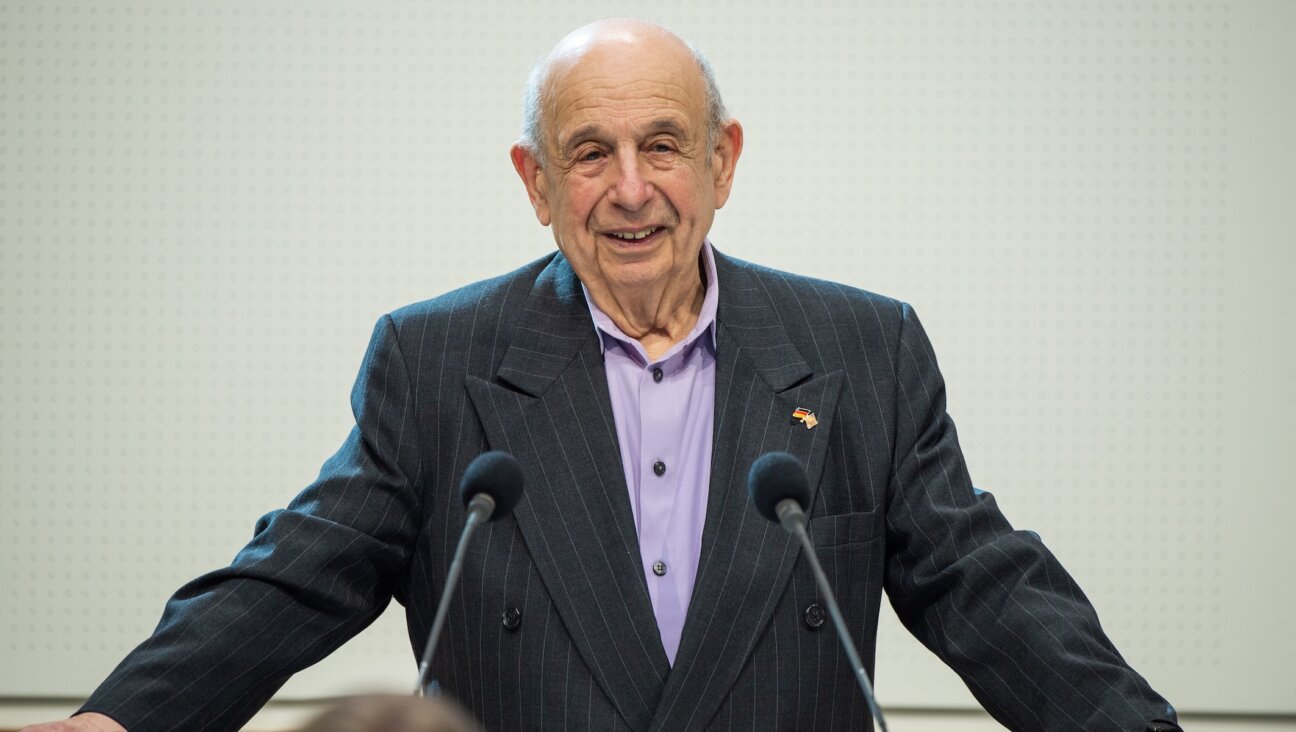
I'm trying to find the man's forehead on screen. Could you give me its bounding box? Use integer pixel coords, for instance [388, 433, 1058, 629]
[549, 89, 701, 149]
[544, 48, 704, 142]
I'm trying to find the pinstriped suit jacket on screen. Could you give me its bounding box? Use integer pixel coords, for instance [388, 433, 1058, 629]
[82, 250, 1176, 731]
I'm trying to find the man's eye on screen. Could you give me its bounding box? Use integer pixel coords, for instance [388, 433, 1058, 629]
[650, 142, 676, 153]
[579, 149, 604, 162]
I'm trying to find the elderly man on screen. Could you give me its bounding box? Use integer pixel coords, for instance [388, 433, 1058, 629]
[29, 19, 1179, 732]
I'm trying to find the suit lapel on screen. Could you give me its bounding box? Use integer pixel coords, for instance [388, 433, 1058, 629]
[465, 255, 668, 731]
[650, 253, 844, 731]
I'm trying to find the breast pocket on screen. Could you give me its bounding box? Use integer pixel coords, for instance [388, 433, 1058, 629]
[797, 508, 885, 698]
[808, 509, 880, 548]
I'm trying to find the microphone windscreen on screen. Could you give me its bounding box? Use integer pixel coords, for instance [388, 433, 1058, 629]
[747, 451, 810, 523]
[460, 451, 525, 521]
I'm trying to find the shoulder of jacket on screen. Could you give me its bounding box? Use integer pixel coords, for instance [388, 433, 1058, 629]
[719, 251, 909, 324]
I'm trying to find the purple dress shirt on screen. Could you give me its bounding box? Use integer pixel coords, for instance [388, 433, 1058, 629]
[581, 241, 719, 666]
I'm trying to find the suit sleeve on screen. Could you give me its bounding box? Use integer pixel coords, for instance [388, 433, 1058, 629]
[881, 303, 1179, 731]
[79, 314, 426, 732]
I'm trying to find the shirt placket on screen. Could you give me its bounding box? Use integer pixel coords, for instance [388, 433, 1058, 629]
[637, 356, 681, 621]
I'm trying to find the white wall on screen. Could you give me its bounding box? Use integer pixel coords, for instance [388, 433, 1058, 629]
[2, 0, 1293, 724]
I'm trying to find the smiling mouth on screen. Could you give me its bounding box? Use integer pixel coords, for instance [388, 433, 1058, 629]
[605, 226, 665, 243]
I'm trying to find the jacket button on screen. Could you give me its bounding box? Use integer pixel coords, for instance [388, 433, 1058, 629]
[653, 460, 666, 476]
[804, 603, 826, 629]
[652, 367, 664, 383]
[502, 606, 522, 631]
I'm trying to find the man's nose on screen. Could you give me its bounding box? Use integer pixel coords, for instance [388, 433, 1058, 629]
[607, 151, 653, 211]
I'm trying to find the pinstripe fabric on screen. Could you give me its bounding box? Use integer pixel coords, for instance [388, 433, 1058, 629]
[81, 250, 1176, 731]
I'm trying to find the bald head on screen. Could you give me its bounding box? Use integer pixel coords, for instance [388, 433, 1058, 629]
[520, 20, 728, 165]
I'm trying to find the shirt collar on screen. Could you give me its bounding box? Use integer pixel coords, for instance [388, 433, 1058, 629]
[581, 239, 720, 364]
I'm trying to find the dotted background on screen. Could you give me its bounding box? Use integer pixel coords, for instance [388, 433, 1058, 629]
[2, 0, 1293, 716]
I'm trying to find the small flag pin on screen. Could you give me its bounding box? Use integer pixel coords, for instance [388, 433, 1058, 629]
[791, 407, 818, 429]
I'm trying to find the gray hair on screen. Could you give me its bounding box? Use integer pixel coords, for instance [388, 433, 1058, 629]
[519, 42, 728, 167]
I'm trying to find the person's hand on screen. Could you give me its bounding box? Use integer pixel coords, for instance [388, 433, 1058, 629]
[20, 712, 126, 732]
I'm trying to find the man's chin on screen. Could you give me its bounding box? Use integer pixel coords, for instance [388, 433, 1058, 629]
[605, 266, 674, 293]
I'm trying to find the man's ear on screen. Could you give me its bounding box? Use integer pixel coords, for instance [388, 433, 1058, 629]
[510, 143, 551, 226]
[710, 119, 744, 210]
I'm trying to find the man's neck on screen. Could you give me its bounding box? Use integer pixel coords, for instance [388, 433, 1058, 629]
[589, 277, 705, 362]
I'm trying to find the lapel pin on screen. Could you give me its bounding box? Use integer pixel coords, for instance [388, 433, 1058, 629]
[791, 407, 818, 429]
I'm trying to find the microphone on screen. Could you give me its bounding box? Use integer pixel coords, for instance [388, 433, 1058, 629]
[458, 449, 525, 526]
[748, 452, 890, 732]
[414, 451, 525, 696]
[748, 450, 813, 532]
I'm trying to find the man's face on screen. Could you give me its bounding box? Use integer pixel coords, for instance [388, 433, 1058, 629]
[512, 35, 741, 301]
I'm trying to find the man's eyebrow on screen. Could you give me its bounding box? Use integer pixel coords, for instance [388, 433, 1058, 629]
[558, 119, 693, 157]
[559, 124, 603, 156]
[643, 118, 689, 138]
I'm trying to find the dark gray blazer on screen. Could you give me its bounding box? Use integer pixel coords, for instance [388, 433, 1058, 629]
[83, 250, 1177, 731]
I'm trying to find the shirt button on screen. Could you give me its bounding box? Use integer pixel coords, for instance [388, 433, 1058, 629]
[652, 561, 668, 577]
[652, 366, 664, 383]
[653, 460, 666, 476]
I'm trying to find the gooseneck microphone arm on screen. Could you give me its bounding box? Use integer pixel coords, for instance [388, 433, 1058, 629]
[749, 452, 890, 732]
[414, 451, 525, 697]
[414, 493, 494, 697]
